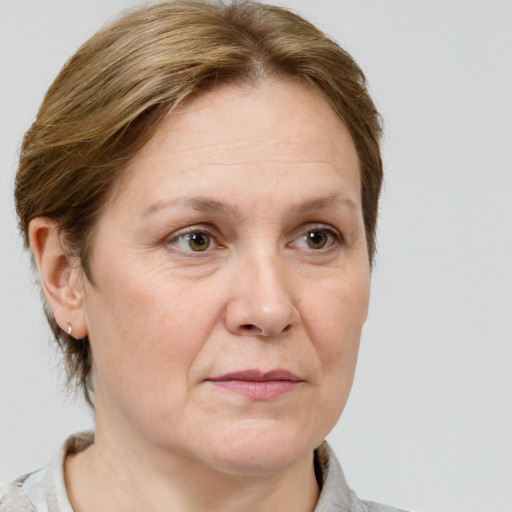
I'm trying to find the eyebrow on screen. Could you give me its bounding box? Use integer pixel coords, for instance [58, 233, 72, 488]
[141, 196, 239, 217]
[141, 192, 358, 218]
[295, 193, 358, 215]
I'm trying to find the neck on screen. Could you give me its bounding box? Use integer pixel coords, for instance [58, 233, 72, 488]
[65, 413, 320, 512]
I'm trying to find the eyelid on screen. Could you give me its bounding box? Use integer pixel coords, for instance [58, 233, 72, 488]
[161, 222, 343, 253]
[298, 223, 342, 239]
[289, 223, 344, 249]
[164, 224, 221, 252]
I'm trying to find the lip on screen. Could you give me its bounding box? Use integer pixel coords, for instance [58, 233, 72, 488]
[206, 369, 303, 400]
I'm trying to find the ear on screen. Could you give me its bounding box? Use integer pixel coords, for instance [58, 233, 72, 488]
[28, 218, 88, 339]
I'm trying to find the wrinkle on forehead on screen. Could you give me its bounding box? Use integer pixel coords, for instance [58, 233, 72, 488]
[110, 79, 361, 216]
[141, 79, 358, 164]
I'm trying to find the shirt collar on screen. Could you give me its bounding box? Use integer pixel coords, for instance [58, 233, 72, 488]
[313, 441, 360, 512]
[39, 434, 357, 512]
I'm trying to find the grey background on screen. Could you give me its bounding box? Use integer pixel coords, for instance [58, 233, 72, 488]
[1, 1, 511, 511]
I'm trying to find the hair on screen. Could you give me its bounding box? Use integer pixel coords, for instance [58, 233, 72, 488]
[15, 0, 383, 406]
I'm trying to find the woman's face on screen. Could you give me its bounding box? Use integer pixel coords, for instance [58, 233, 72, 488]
[80, 79, 370, 475]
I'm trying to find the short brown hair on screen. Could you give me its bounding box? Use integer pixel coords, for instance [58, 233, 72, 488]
[15, 0, 383, 405]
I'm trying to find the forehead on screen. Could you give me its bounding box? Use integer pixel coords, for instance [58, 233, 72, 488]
[111, 79, 361, 212]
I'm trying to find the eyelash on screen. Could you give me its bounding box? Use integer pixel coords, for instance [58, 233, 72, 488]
[164, 225, 220, 254]
[164, 223, 343, 254]
[289, 225, 343, 251]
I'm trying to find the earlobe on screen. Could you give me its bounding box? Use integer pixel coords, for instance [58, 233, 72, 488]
[28, 218, 88, 338]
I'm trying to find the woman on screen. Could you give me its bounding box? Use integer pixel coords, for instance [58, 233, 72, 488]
[1, 1, 405, 511]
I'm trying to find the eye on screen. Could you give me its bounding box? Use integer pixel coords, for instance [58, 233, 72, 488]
[291, 227, 341, 250]
[172, 231, 212, 252]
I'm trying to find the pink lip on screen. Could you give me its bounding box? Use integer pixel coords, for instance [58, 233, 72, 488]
[207, 370, 303, 400]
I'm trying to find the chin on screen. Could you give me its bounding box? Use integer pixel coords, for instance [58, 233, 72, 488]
[201, 419, 319, 476]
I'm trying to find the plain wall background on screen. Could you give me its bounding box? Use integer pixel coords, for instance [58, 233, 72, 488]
[1, 1, 511, 511]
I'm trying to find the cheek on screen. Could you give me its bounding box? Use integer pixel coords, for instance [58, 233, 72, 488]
[296, 274, 368, 444]
[84, 264, 220, 395]
[304, 269, 369, 418]
[308, 269, 369, 359]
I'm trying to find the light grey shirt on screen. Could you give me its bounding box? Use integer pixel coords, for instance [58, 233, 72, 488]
[0, 433, 407, 511]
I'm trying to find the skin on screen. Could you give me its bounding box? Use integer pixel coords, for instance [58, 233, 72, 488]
[30, 79, 370, 512]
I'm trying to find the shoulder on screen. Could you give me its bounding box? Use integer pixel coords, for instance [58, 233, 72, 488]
[358, 499, 409, 512]
[0, 431, 93, 512]
[314, 442, 410, 512]
[0, 469, 44, 511]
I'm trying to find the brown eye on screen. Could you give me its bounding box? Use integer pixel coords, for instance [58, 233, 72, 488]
[305, 230, 329, 249]
[175, 232, 212, 251]
[291, 227, 340, 251]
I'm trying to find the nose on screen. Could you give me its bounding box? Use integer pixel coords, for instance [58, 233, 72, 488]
[224, 252, 300, 338]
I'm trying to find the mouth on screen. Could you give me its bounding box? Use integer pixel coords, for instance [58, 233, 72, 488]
[206, 370, 303, 400]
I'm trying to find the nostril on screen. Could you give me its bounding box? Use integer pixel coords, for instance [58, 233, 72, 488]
[239, 323, 292, 337]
